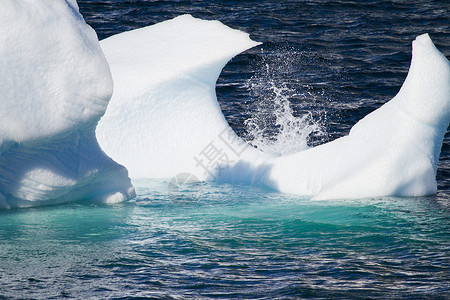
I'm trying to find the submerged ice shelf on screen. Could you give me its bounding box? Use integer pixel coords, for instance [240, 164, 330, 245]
[0, 2, 448, 208]
[98, 15, 450, 200]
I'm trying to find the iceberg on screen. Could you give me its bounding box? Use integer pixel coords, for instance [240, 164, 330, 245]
[98, 15, 449, 200]
[2, 3, 445, 206]
[0, 0, 135, 208]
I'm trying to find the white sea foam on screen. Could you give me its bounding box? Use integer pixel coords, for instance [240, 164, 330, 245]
[244, 52, 326, 156]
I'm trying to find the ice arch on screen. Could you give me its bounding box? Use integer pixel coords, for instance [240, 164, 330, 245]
[98, 15, 449, 200]
[0, 0, 135, 208]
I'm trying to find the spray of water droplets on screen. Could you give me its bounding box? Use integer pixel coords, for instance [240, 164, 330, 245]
[244, 48, 328, 156]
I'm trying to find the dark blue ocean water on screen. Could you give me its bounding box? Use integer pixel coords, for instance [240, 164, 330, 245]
[1, 1, 449, 299]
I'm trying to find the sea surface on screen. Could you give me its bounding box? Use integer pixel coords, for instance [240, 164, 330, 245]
[1, 0, 449, 299]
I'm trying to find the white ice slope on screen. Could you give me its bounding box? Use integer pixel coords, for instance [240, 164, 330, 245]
[97, 15, 265, 180]
[99, 15, 449, 200]
[253, 33, 450, 199]
[0, 0, 135, 208]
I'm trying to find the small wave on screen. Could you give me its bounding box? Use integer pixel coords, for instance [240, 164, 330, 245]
[244, 48, 327, 156]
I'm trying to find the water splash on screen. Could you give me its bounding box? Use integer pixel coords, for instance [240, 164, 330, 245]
[244, 49, 327, 156]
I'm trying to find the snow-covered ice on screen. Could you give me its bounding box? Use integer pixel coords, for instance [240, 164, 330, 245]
[0, 0, 135, 208]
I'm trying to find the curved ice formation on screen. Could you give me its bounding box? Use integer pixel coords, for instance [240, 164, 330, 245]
[97, 15, 264, 179]
[98, 15, 449, 199]
[0, 0, 135, 208]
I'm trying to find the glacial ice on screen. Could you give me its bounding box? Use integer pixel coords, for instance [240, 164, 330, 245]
[99, 15, 449, 200]
[1, 4, 447, 207]
[0, 0, 135, 208]
[97, 15, 265, 180]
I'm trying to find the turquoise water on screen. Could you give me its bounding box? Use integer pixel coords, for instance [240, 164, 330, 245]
[1, 180, 448, 298]
[1, 1, 449, 298]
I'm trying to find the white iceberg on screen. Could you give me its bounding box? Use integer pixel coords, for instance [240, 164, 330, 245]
[98, 15, 449, 200]
[0, 0, 135, 208]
